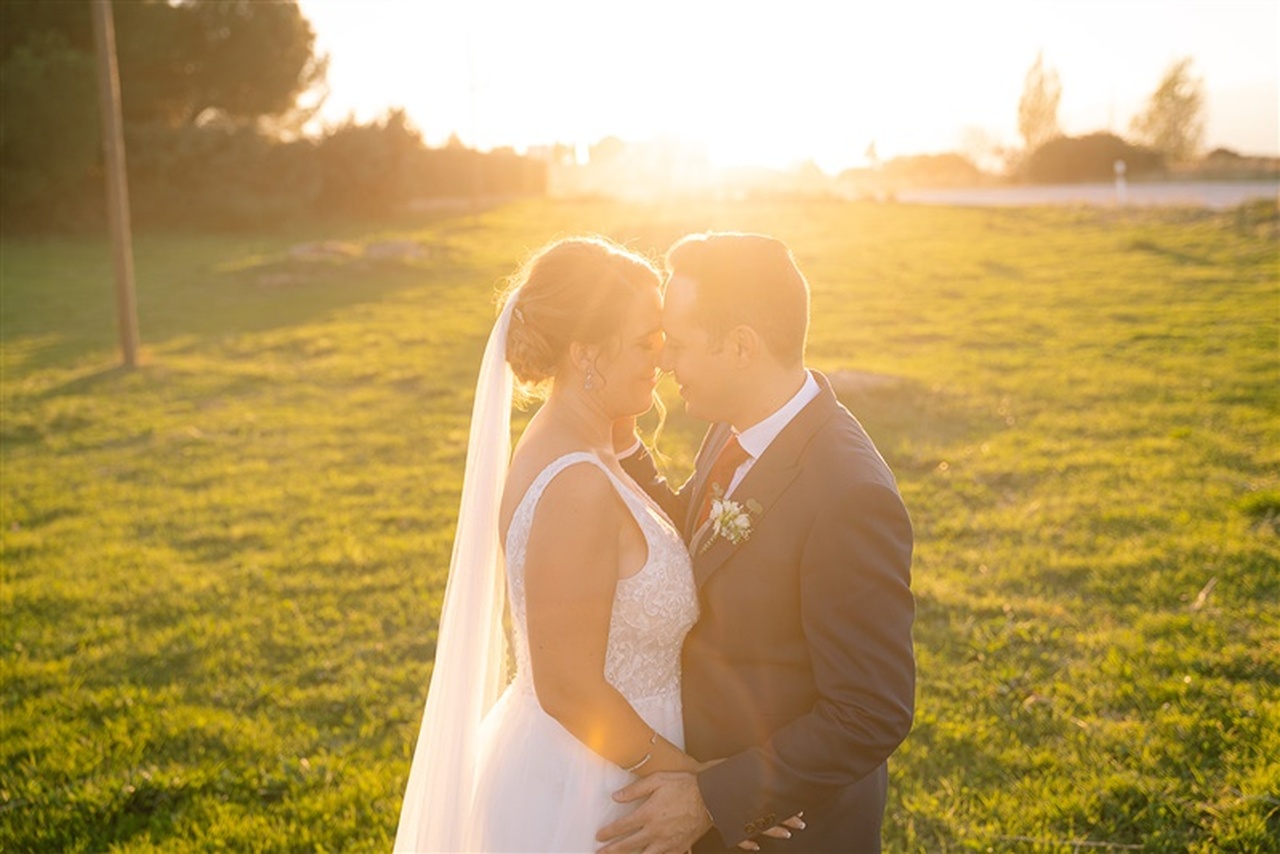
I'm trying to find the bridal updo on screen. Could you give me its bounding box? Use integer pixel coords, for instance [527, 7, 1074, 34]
[502, 237, 660, 395]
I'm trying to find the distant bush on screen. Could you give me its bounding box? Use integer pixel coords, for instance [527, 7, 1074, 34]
[5, 110, 547, 233]
[125, 122, 321, 229]
[412, 146, 547, 200]
[880, 153, 983, 187]
[1021, 133, 1164, 183]
[1195, 148, 1280, 181]
[311, 110, 424, 217]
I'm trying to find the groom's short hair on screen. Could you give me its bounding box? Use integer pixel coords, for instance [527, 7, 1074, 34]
[665, 232, 809, 366]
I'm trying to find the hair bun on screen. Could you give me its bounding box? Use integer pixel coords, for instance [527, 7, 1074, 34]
[506, 311, 557, 385]
[498, 237, 661, 400]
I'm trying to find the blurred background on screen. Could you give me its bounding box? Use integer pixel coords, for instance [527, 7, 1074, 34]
[2, 2, 1277, 851]
[3, 0, 1277, 232]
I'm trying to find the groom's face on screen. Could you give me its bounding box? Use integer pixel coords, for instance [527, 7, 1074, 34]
[660, 274, 737, 422]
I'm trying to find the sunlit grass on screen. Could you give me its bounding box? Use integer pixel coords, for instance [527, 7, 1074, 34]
[2, 198, 1277, 851]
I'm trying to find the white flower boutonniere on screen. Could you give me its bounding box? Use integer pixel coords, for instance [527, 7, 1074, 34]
[701, 494, 763, 553]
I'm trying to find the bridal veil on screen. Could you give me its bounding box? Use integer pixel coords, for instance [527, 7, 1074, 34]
[394, 297, 516, 852]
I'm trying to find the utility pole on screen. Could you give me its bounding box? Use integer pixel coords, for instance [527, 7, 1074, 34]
[91, 0, 140, 368]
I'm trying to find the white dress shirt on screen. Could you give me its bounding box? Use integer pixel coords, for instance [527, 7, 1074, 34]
[616, 371, 821, 499]
[723, 371, 820, 497]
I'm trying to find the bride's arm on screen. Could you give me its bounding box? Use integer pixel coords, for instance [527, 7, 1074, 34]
[523, 463, 700, 776]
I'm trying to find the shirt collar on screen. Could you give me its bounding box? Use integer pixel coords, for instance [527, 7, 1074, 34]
[734, 371, 821, 461]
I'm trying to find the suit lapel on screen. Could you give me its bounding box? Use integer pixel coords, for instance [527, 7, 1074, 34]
[690, 372, 840, 587]
[691, 457, 801, 585]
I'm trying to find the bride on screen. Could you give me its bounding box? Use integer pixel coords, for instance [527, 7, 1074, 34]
[394, 237, 702, 852]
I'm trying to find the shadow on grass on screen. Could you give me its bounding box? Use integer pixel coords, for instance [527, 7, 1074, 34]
[1126, 238, 1214, 266]
[829, 369, 990, 472]
[36, 364, 133, 398]
[2, 210, 486, 376]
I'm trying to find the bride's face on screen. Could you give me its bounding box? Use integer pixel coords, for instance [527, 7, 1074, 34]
[594, 285, 664, 417]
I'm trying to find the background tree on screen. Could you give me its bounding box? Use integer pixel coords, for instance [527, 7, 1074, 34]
[1130, 56, 1205, 163]
[115, 1, 326, 131]
[2, 1, 323, 130]
[1, 0, 542, 231]
[2, 0, 325, 229]
[1018, 51, 1062, 155]
[1, 32, 100, 226]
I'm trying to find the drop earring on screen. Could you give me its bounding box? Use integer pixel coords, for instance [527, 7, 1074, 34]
[584, 367, 595, 391]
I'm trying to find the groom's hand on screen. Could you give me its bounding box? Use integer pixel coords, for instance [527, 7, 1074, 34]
[596, 771, 712, 854]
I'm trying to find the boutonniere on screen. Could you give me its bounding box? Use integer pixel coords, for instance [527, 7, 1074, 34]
[700, 491, 763, 554]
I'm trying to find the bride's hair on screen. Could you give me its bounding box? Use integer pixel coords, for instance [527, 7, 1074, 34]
[501, 236, 661, 397]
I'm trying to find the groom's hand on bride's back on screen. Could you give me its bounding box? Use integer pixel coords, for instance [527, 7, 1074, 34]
[595, 771, 710, 853]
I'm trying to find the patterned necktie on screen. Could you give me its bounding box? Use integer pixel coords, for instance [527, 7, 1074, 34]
[695, 435, 751, 530]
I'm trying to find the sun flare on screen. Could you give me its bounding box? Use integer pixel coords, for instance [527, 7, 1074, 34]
[300, 0, 1279, 171]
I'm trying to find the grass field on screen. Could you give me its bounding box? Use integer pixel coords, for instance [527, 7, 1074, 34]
[2, 198, 1278, 852]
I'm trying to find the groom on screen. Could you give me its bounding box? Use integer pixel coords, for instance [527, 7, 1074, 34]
[602, 233, 915, 852]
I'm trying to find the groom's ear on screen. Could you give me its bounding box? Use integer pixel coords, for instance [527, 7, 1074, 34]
[726, 325, 761, 367]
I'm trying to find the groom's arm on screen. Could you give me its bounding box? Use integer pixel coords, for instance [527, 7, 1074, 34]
[618, 423, 727, 529]
[698, 480, 916, 846]
[618, 441, 692, 525]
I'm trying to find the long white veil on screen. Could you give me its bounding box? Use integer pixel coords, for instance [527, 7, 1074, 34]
[394, 296, 516, 852]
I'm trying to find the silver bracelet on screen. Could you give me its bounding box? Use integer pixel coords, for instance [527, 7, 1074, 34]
[623, 729, 659, 773]
[623, 752, 652, 773]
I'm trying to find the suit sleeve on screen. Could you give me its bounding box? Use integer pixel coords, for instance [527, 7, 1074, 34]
[698, 480, 916, 845]
[619, 442, 695, 529]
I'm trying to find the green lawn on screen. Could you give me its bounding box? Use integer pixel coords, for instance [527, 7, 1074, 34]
[3, 198, 1277, 852]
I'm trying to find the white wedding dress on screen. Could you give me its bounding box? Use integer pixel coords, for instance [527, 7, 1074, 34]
[393, 298, 697, 852]
[468, 452, 698, 852]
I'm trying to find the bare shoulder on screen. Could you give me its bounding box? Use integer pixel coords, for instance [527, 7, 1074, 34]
[530, 458, 623, 543]
[502, 442, 623, 534]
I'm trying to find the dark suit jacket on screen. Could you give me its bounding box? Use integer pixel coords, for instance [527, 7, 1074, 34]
[622, 372, 915, 853]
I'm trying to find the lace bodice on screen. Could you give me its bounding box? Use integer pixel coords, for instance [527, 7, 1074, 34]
[504, 452, 698, 702]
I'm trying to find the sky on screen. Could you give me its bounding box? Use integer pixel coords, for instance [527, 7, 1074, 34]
[296, 0, 1279, 172]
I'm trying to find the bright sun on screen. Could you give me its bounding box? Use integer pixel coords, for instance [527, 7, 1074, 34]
[301, 1, 1006, 170]
[300, 0, 1280, 171]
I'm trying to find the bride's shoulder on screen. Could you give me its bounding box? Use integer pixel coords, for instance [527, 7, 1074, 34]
[503, 447, 618, 522]
[515, 452, 627, 549]
[516, 448, 610, 497]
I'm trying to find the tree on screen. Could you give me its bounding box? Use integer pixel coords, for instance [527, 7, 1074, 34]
[2, 1, 323, 130]
[1, 34, 100, 224]
[1018, 51, 1062, 154]
[1, 0, 326, 229]
[116, 1, 325, 130]
[1130, 57, 1205, 162]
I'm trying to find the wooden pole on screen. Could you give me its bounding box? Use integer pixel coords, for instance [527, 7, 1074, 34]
[91, 0, 140, 368]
